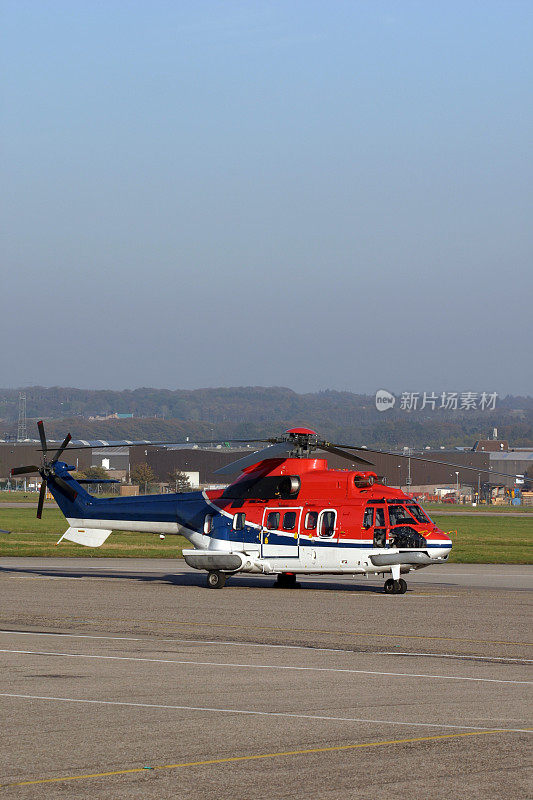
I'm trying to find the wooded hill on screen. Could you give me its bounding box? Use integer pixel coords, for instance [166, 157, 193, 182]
[1, 386, 531, 449]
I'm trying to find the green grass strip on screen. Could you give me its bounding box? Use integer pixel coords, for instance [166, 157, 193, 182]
[0, 508, 531, 563]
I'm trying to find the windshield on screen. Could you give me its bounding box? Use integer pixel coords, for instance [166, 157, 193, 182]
[388, 505, 417, 526]
[405, 503, 432, 523]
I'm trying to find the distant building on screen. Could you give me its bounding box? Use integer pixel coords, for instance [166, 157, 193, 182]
[128, 443, 495, 491]
[88, 412, 134, 420]
[489, 451, 533, 488]
[91, 447, 129, 471]
[0, 442, 92, 482]
[129, 445, 253, 486]
[1, 438, 530, 496]
[473, 439, 509, 452]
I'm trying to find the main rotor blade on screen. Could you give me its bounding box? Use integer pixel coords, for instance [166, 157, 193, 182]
[319, 443, 374, 466]
[52, 475, 78, 502]
[36, 480, 47, 519]
[335, 444, 525, 480]
[214, 441, 294, 475]
[37, 420, 47, 456]
[11, 465, 40, 476]
[50, 433, 72, 464]
[37, 437, 272, 452]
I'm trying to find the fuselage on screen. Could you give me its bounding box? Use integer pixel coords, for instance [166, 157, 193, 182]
[48, 457, 452, 580]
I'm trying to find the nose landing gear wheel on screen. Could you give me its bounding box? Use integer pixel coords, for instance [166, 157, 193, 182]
[207, 570, 226, 589]
[384, 577, 407, 594]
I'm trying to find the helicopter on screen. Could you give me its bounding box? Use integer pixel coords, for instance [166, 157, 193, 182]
[11, 423, 519, 594]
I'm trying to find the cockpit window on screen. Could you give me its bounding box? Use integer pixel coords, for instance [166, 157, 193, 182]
[405, 503, 431, 523]
[363, 507, 374, 528]
[389, 527, 427, 549]
[375, 507, 386, 527]
[388, 505, 417, 526]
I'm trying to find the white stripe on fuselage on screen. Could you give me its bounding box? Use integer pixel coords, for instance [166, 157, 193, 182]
[65, 517, 449, 556]
[202, 491, 261, 529]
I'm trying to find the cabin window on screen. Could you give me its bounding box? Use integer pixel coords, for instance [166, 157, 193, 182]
[318, 510, 336, 538]
[266, 511, 280, 530]
[233, 512, 246, 531]
[204, 514, 214, 534]
[282, 511, 297, 531]
[375, 507, 386, 527]
[363, 507, 374, 528]
[304, 511, 318, 530]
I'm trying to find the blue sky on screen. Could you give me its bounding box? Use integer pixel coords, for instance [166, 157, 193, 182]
[1, 1, 532, 393]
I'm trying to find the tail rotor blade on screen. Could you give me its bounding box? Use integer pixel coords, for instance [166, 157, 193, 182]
[51, 433, 72, 464]
[36, 480, 47, 519]
[11, 465, 40, 476]
[52, 475, 78, 502]
[37, 420, 47, 457]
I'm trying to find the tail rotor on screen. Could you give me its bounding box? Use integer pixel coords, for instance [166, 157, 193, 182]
[10, 421, 77, 518]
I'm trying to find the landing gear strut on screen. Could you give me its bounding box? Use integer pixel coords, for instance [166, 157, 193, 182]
[274, 572, 299, 588]
[207, 570, 226, 589]
[384, 577, 407, 594]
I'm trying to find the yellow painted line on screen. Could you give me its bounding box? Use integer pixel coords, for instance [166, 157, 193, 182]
[76, 616, 533, 647]
[1, 729, 526, 789]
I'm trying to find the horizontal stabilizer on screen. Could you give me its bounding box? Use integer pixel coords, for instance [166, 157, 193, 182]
[57, 527, 112, 548]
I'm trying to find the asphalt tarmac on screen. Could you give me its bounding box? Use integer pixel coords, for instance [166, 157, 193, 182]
[0, 559, 531, 799]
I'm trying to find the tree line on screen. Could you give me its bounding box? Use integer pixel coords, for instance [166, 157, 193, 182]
[1, 386, 531, 448]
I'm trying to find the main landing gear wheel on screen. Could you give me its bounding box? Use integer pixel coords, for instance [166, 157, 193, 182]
[207, 570, 226, 589]
[384, 578, 407, 594]
[274, 573, 299, 588]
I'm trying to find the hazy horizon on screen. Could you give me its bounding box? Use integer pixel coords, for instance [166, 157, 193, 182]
[2, 384, 532, 402]
[2, 2, 532, 394]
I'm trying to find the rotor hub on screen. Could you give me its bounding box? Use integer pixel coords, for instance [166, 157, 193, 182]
[283, 428, 319, 457]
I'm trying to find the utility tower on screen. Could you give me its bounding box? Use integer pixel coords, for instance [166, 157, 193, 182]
[17, 392, 27, 441]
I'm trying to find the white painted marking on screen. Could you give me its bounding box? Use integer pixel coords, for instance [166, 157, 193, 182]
[1, 631, 531, 663]
[0, 693, 531, 734]
[1, 649, 530, 685]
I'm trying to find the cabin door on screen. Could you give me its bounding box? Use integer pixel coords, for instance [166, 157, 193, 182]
[363, 504, 388, 548]
[261, 507, 302, 559]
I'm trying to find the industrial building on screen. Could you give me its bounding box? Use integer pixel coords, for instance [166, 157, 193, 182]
[2, 437, 530, 502]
